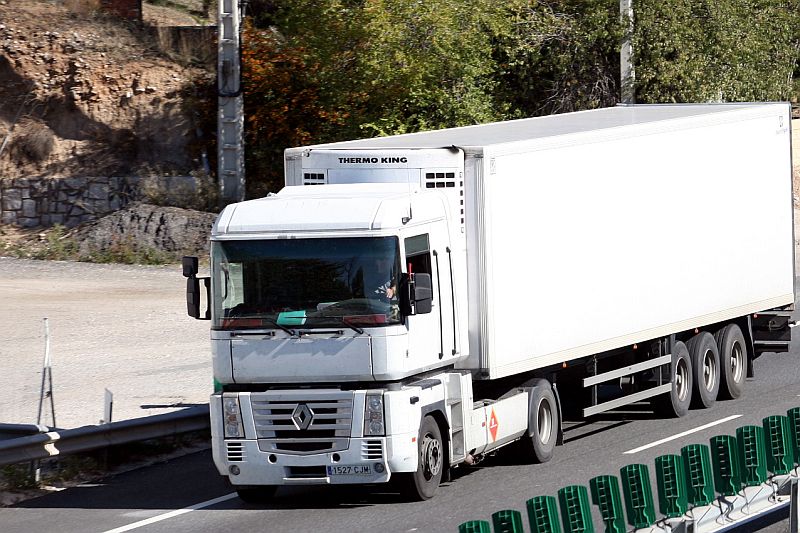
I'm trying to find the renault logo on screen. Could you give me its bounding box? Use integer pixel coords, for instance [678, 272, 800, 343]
[291, 404, 314, 430]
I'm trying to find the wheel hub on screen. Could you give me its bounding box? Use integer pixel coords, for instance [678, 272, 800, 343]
[421, 434, 442, 479]
[731, 342, 743, 382]
[676, 358, 689, 401]
[703, 349, 717, 391]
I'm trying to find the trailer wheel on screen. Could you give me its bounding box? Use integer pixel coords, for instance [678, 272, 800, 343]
[653, 341, 692, 418]
[236, 486, 277, 503]
[687, 332, 720, 408]
[714, 324, 746, 400]
[516, 379, 557, 463]
[401, 415, 444, 501]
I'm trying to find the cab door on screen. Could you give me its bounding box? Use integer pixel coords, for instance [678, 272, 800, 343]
[403, 222, 456, 371]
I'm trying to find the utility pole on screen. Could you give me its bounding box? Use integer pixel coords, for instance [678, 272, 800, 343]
[620, 0, 635, 104]
[217, 0, 246, 205]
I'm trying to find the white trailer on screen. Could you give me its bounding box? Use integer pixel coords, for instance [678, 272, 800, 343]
[184, 103, 795, 501]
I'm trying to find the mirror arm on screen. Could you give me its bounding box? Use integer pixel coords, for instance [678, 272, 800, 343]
[201, 276, 211, 320]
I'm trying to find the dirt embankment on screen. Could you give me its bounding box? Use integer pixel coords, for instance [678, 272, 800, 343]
[0, 1, 214, 178]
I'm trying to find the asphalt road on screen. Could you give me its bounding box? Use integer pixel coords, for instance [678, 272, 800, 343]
[2, 317, 799, 532]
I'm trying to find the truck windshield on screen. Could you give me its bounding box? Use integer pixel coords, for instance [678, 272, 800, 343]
[211, 237, 402, 330]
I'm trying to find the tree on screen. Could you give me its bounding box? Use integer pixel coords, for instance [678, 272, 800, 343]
[633, 0, 800, 102]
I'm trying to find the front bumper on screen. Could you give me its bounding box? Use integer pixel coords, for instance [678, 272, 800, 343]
[213, 437, 398, 486]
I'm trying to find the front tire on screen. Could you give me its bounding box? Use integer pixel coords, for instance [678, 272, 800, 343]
[400, 415, 444, 501]
[687, 332, 720, 408]
[516, 379, 557, 463]
[653, 341, 693, 418]
[714, 324, 746, 400]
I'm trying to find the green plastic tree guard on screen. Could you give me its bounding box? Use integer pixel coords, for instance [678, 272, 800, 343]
[681, 444, 715, 506]
[558, 485, 594, 533]
[527, 495, 562, 533]
[655, 454, 688, 517]
[492, 509, 525, 533]
[458, 520, 491, 533]
[737, 425, 768, 486]
[589, 475, 626, 533]
[710, 435, 742, 496]
[788, 407, 800, 466]
[763, 415, 795, 475]
[620, 464, 656, 528]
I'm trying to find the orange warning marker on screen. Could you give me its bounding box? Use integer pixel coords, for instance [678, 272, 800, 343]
[489, 408, 499, 442]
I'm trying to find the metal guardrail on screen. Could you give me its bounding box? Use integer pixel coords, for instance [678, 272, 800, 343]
[0, 406, 210, 467]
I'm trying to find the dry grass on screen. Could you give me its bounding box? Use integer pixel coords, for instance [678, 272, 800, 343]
[11, 119, 55, 163]
[64, 0, 101, 16]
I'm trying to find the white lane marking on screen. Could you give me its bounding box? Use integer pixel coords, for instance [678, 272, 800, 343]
[623, 414, 742, 455]
[102, 492, 238, 533]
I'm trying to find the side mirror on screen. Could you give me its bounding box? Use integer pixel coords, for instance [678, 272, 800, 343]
[182, 256, 210, 320]
[412, 273, 433, 315]
[182, 256, 199, 278]
[187, 277, 202, 318]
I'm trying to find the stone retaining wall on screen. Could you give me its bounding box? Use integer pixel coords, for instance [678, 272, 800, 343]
[0, 175, 202, 228]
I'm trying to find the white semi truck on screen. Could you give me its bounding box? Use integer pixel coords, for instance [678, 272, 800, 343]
[183, 103, 795, 501]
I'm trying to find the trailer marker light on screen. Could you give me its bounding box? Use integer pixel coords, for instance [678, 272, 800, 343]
[562, 362, 567, 368]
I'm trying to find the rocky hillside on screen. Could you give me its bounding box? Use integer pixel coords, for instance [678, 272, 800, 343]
[0, 0, 215, 179]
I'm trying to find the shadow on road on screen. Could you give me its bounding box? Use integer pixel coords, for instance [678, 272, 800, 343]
[11, 449, 419, 511]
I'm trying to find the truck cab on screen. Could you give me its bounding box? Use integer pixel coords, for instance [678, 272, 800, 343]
[209, 182, 465, 384]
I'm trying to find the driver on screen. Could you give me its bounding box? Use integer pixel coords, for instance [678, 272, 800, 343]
[371, 256, 397, 302]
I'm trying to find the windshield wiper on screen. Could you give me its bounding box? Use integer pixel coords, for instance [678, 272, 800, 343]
[264, 318, 299, 337]
[333, 316, 365, 335]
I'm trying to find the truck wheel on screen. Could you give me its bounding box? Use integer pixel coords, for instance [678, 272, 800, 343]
[687, 332, 720, 408]
[714, 324, 746, 400]
[236, 486, 277, 503]
[401, 415, 444, 501]
[653, 341, 692, 418]
[516, 379, 557, 463]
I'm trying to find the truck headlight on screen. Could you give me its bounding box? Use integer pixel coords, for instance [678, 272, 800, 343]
[222, 394, 244, 438]
[364, 393, 385, 436]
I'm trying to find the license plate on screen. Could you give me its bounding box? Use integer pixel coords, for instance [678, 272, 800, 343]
[327, 465, 372, 476]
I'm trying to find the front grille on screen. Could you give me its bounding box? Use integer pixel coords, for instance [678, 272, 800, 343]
[251, 391, 354, 455]
[362, 440, 383, 460]
[275, 441, 335, 453]
[227, 441, 245, 462]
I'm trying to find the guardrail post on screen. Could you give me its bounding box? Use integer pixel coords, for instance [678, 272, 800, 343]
[526, 495, 562, 533]
[620, 464, 656, 529]
[589, 475, 625, 533]
[710, 435, 742, 497]
[458, 520, 491, 533]
[681, 444, 715, 506]
[492, 509, 524, 533]
[737, 425, 768, 486]
[787, 407, 800, 469]
[655, 454, 688, 518]
[557, 485, 594, 533]
[763, 415, 795, 476]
